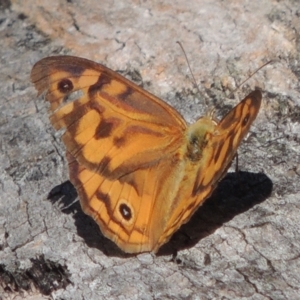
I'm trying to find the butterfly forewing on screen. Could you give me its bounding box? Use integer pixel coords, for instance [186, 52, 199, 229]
[31, 56, 187, 179]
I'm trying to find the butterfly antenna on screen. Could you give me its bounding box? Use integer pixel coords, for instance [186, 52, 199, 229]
[229, 60, 273, 97]
[176, 41, 206, 105]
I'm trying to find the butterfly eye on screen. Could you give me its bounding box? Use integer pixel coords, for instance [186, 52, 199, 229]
[242, 113, 250, 127]
[119, 203, 132, 221]
[57, 78, 74, 93]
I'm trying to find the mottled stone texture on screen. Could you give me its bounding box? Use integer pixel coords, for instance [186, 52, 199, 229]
[0, 0, 299, 299]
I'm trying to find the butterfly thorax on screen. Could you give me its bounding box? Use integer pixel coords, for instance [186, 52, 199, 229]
[186, 117, 217, 162]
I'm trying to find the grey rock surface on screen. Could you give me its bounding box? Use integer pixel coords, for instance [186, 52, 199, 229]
[0, 0, 299, 299]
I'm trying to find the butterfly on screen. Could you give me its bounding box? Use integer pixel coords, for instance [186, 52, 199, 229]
[31, 56, 262, 253]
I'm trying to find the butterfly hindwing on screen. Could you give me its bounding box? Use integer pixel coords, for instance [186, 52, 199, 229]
[67, 149, 188, 253]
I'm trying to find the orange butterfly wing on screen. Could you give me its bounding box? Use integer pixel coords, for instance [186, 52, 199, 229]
[31, 56, 188, 252]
